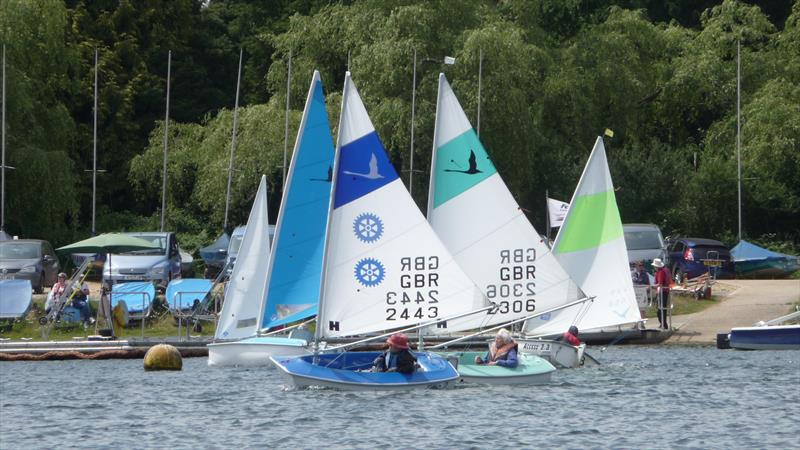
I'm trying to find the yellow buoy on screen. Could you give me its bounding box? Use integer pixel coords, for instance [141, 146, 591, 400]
[143, 344, 182, 371]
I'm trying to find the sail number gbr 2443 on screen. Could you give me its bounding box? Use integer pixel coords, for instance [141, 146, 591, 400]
[487, 248, 536, 314]
[385, 256, 439, 321]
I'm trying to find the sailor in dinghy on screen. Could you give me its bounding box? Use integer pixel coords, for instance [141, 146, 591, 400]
[271, 71, 499, 390]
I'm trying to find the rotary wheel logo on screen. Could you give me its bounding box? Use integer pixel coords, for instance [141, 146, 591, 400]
[353, 212, 384, 243]
[354, 258, 385, 287]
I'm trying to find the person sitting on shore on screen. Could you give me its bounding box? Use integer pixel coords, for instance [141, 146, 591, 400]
[372, 333, 417, 374]
[45, 272, 69, 315]
[561, 325, 582, 347]
[474, 329, 518, 368]
[69, 279, 93, 325]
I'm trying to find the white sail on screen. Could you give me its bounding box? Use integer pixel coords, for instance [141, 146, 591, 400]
[215, 175, 271, 340]
[318, 72, 486, 339]
[524, 137, 640, 335]
[427, 74, 584, 333]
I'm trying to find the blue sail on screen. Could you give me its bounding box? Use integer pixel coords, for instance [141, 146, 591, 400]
[260, 71, 335, 329]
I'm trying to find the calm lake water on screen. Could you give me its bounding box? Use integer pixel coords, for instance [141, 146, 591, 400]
[1, 346, 798, 449]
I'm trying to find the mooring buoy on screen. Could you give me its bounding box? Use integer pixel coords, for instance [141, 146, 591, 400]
[143, 344, 182, 371]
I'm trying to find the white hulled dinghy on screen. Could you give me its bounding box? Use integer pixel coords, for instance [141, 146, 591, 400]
[208, 71, 335, 366]
[521, 137, 643, 350]
[426, 73, 590, 369]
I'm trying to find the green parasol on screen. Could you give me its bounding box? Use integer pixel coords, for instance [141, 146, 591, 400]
[57, 233, 160, 337]
[57, 233, 159, 255]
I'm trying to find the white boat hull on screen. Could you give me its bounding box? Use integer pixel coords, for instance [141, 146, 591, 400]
[517, 340, 599, 368]
[207, 337, 311, 367]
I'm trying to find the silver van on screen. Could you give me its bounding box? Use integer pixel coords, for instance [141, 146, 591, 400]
[102, 232, 182, 288]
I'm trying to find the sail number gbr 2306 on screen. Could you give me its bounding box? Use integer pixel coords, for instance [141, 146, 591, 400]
[385, 256, 439, 321]
[487, 248, 536, 315]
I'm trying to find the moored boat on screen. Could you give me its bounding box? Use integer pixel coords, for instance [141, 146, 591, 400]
[729, 324, 800, 350]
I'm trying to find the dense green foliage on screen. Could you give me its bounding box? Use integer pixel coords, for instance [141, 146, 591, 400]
[1, 0, 797, 256]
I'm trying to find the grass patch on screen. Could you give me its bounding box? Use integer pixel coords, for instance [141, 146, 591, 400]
[643, 292, 721, 318]
[0, 296, 218, 341]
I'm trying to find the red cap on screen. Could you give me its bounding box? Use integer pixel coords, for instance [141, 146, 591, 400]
[386, 333, 410, 349]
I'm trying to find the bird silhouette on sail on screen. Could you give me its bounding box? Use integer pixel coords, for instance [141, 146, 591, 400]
[310, 165, 333, 182]
[444, 150, 482, 175]
[343, 153, 385, 180]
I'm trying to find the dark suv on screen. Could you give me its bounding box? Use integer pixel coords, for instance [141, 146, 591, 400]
[664, 237, 735, 283]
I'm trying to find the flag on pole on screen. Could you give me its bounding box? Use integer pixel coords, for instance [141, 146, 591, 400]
[547, 197, 569, 228]
[604, 128, 614, 138]
[444, 56, 456, 65]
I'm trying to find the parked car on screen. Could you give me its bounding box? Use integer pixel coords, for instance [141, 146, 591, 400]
[664, 237, 735, 283]
[103, 232, 182, 289]
[0, 239, 60, 293]
[623, 223, 666, 271]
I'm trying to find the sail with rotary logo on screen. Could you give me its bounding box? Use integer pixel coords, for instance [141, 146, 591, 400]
[318, 71, 487, 339]
[427, 73, 586, 334]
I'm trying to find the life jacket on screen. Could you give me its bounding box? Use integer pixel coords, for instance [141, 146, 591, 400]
[489, 341, 518, 362]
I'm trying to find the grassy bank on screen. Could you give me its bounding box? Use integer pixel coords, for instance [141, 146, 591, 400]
[0, 296, 217, 341]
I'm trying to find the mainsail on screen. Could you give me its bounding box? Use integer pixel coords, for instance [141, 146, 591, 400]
[427, 73, 584, 333]
[524, 137, 640, 335]
[318, 72, 486, 339]
[215, 175, 271, 340]
[259, 70, 335, 330]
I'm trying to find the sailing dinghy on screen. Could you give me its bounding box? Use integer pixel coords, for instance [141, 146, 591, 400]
[440, 351, 555, 385]
[521, 137, 642, 347]
[207, 175, 273, 364]
[426, 73, 589, 370]
[271, 72, 491, 390]
[208, 71, 334, 366]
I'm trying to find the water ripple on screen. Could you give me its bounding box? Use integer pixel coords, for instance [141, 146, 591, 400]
[1, 347, 799, 448]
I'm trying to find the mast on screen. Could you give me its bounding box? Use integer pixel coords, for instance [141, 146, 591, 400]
[426, 73, 446, 219]
[282, 49, 292, 189]
[223, 48, 243, 232]
[1, 44, 5, 232]
[476, 48, 482, 137]
[160, 50, 172, 232]
[736, 39, 742, 242]
[91, 48, 98, 235]
[409, 49, 417, 196]
[313, 71, 351, 354]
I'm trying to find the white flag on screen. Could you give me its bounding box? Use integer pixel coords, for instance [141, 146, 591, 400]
[443, 56, 456, 65]
[547, 197, 569, 228]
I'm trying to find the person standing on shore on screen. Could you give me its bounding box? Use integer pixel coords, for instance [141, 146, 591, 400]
[653, 258, 671, 330]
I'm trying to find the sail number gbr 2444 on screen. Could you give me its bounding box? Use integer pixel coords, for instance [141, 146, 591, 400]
[487, 248, 536, 314]
[385, 256, 439, 321]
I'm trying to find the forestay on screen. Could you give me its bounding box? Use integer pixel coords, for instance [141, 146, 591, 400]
[215, 175, 271, 340]
[318, 72, 486, 339]
[525, 137, 639, 335]
[260, 70, 335, 330]
[427, 73, 584, 333]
